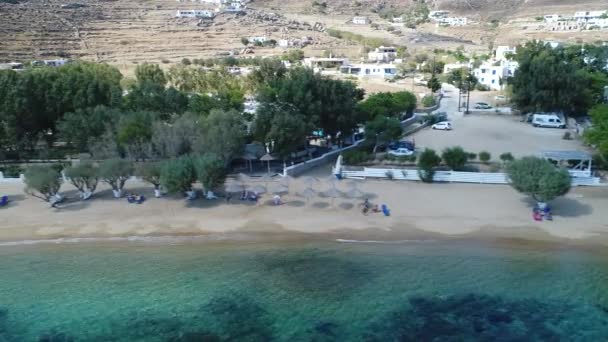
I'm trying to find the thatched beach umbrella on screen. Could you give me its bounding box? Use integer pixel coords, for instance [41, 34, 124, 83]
[260, 153, 275, 174]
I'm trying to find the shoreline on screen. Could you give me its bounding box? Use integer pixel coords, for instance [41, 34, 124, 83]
[2, 179, 608, 247]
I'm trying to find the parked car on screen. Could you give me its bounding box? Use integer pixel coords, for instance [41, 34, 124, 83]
[532, 114, 566, 128]
[494, 95, 507, 101]
[388, 140, 415, 151]
[432, 121, 452, 130]
[475, 102, 493, 109]
[388, 148, 414, 157]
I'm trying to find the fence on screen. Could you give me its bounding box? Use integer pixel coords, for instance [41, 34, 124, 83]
[0, 172, 25, 183]
[339, 167, 603, 186]
[283, 139, 366, 177]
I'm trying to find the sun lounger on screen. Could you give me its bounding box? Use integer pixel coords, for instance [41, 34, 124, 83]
[0, 195, 8, 207]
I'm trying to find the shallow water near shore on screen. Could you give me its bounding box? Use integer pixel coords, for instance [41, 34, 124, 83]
[1, 237, 608, 341]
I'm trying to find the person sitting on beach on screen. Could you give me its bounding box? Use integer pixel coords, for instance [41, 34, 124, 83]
[273, 195, 282, 206]
[363, 198, 370, 209]
[372, 204, 380, 213]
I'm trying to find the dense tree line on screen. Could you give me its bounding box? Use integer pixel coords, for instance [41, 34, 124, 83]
[509, 41, 608, 116]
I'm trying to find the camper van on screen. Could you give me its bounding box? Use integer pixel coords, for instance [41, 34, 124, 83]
[532, 114, 566, 129]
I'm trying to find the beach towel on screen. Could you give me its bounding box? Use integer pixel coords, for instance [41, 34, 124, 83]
[0, 195, 8, 207]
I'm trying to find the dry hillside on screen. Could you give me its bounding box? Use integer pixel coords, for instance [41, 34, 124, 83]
[0, 0, 606, 65]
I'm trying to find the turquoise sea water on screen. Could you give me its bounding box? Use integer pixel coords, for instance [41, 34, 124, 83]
[1, 238, 608, 341]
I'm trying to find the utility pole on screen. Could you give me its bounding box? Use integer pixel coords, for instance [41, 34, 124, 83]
[465, 66, 471, 114]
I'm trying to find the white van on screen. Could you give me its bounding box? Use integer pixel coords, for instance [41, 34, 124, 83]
[532, 114, 566, 129]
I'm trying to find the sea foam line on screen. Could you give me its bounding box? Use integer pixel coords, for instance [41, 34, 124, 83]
[0, 234, 240, 247]
[335, 238, 436, 244]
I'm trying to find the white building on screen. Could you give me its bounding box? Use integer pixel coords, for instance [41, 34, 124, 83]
[221, 2, 245, 12]
[0, 62, 24, 71]
[304, 57, 349, 68]
[473, 59, 518, 91]
[495, 46, 516, 61]
[340, 63, 397, 79]
[248, 36, 266, 44]
[352, 16, 369, 25]
[43, 59, 69, 67]
[437, 17, 467, 26]
[367, 46, 397, 62]
[176, 10, 215, 18]
[543, 14, 562, 23]
[574, 10, 608, 23]
[443, 62, 469, 74]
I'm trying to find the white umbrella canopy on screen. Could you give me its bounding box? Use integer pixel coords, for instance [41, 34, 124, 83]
[248, 184, 267, 194]
[299, 187, 316, 202]
[225, 182, 245, 193]
[269, 183, 289, 195]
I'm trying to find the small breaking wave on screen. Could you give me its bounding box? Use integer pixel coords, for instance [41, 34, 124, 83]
[335, 239, 436, 244]
[0, 234, 258, 247]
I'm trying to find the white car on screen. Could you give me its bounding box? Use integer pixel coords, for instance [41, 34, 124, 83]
[432, 121, 452, 130]
[388, 148, 414, 157]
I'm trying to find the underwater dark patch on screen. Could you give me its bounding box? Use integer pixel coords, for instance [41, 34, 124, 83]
[365, 293, 608, 341]
[253, 249, 374, 297]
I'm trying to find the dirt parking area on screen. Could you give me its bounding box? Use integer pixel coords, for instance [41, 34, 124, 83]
[411, 113, 588, 159]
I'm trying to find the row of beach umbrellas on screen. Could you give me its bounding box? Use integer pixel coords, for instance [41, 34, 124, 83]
[224, 174, 366, 202]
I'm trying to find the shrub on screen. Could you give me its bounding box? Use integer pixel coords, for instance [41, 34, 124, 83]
[442, 146, 468, 170]
[562, 132, 571, 140]
[99, 159, 133, 196]
[343, 150, 371, 165]
[181, 58, 191, 66]
[0, 164, 23, 178]
[422, 95, 437, 107]
[161, 59, 171, 64]
[137, 162, 163, 190]
[467, 153, 477, 161]
[479, 151, 491, 164]
[64, 162, 99, 197]
[499, 152, 514, 163]
[475, 84, 490, 91]
[417, 149, 441, 183]
[161, 156, 197, 194]
[194, 154, 226, 193]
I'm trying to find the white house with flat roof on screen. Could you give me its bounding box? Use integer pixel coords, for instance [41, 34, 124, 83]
[574, 10, 608, 23]
[443, 62, 469, 74]
[473, 59, 518, 91]
[352, 16, 369, 25]
[340, 63, 397, 79]
[304, 57, 349, 68]
[368, 46, 397, 62]
[544, 14, 562, 23]
[429, 11, 449, 20]
[176, 10, 215, 18]
[437, 17, 467, 26]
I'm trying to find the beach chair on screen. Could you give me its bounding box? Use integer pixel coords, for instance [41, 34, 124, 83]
[381, 204, 390, 216]
[136, 195, 145, 204]
[0, 195, 8, 207]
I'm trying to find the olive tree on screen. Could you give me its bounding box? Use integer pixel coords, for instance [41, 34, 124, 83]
[160, 156, 197, 199]
[417, 149, 441, 183]
[24, 165, 63, 204]
[99, 159, 134, 198]
[506, 156, 571, 207]
[136, 162, 163, 197]
[194, 154, 226, 197]
[64, 162, 99, 200]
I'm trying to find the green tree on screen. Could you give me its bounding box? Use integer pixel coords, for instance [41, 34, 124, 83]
[510, 41, 595, 116]
[506, 156, 571, 204]
[116, 111, 156, 160]
[134, 63, 167, 87]
[447, 69, 478, 92]
[241, 37, 249, 46]
[442, 146, 468, 170]
[64, 161, 99, 199]
[57, 106, 121, 151]
[160, 156, 197, 195]
[194, 154, 226, 195]
[267, 110, 310, 160]
[151, 113, 201, 158]
[357, 91, 417, 121]
[417, 148, 441, 183]
[197, 109, 246, 165]
[99, 158, 133, 198]
[585, 104, 608, 156]
[427, 76, 441, 93]
[136, 161, 163, 197]
[248, 58, 287, 90]
[24, 165, 63, 202]
[365, 115, 403, 153]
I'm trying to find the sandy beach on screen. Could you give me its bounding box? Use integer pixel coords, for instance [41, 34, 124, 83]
[2, 176, 608, 246]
